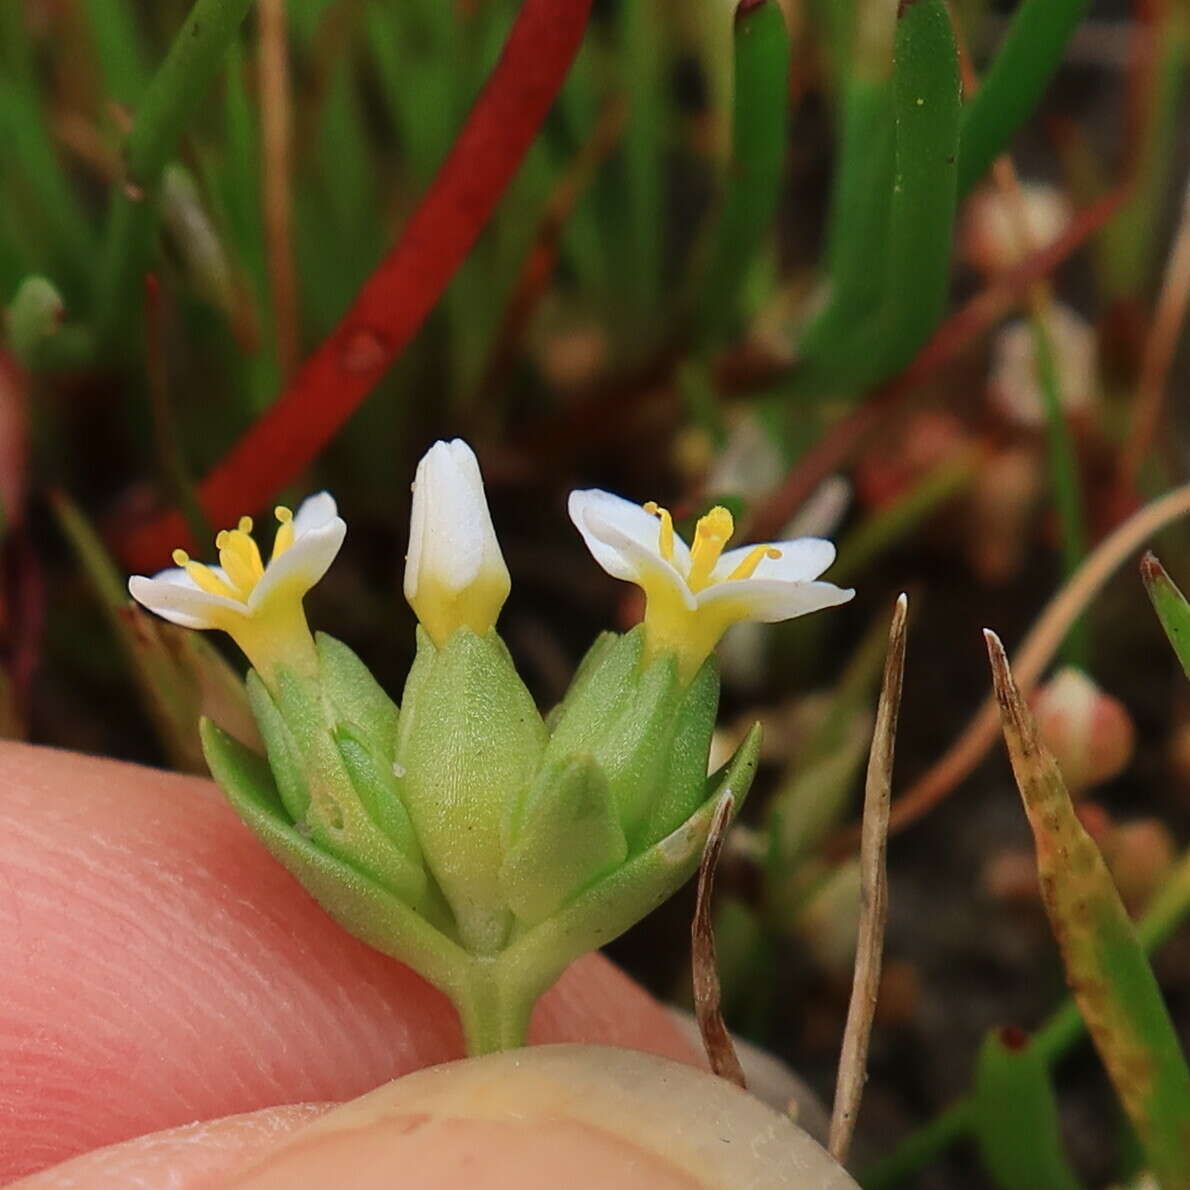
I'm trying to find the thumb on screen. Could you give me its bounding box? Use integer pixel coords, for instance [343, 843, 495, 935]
[0, 743, 696, 1181]
[18, 1047, 857, 1190]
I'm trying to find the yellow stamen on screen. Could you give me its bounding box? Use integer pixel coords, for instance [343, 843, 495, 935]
[643, 501, 675, 562]
[172, 548, 239, 599]
[687, 506, 734, 592]
[272, 506, 295, 560]
[727, 545, 782, 581]
[217, 524, 265, 597]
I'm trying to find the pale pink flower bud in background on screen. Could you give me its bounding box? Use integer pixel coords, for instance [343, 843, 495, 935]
[1031, 666, 1135, 795]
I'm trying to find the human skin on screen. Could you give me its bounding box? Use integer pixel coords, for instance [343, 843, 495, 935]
[0, 742, 699, 1186]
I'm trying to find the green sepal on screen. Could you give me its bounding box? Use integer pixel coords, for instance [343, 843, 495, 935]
[246, 669, 308, 822]
[500, 755, 628, 926]
[334, 724, 423, 866]
[545, 630, 619, 731]
[316, 632, 400, 760]
[201, 718, 463, 986]
[248, 665, 428, 909]
[545, 628, 718, 847]
[638, 656, 720, 848]
[396, 627, 547, 955]
[501, 723, 762, 990]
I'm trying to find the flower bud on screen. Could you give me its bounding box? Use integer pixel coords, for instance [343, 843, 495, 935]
[404, 440, 511, 646]
[1031, 667, 1135, 795]
[396, 627, 546, 954]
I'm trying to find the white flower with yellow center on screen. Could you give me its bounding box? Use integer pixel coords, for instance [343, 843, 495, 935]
[128, 493, 345, 678]
[568, 490, 854, 677]
[404, 439, 511, 646]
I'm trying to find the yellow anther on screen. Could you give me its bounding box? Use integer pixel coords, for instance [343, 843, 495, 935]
[172, 547, 238, 598]
[727, 544, 782, 581]
[643, 501, 675, 562]
[687, 506, 735, 592]
[217, 523, 265, 597]
[238, 516, 253, 533]
[272, 506, 295, 559]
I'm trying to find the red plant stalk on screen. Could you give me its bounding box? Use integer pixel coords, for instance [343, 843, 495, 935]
[118, 0, 595, 570]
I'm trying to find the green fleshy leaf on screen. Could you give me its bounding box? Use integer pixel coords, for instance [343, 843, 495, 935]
[202, 718, 463, 989]
[500, 755, 628, 926]
[1142, 553, 1190, 680]
[639, 657, 720, 847]
[502, 724, 762, 991]
[246, 670, 309, 822]
[546, 628, 645, 754]
[317, 632, 401, 760]
[973, 1028, 1083, 1190]
[396, 628, 546, 955]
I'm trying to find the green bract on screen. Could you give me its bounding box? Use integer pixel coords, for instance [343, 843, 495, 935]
[202, 624, 760, 1055]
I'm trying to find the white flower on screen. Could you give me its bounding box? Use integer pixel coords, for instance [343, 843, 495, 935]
[128, 493, 345, 677]
[404, 440, 511, 645]
[568, 489, 853, 676]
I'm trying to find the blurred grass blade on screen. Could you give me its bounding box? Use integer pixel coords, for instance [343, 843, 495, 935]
[797, 0, 895, 356]
[96, 0, 258, 347]
[692, 791, 747, 1089]
[1142, 552, 1190, 679]
[694, 0, 791, 346]
[973, 1027, 1083, 1190]
[620, 0, 664, 335]
[957, 0, 1092, 197]
[84, 0, 150, 106]
[53, 491, 255, 772]
[830, 594, 906, 1163]
[985, 630, 1190, 1187]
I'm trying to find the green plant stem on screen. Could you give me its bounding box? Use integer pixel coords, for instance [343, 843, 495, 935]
[1100, 3, 1189, 300]
[1030, 312, 1089, 667]
[860, 848, 1190, 1188]
[95, 0, 257, 348]
[956, 0, 1092, 197]
[454, 963, 536, 1057]
[832, 452, 977, 583]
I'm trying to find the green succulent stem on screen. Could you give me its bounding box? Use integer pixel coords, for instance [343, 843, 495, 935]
[454, 962, 536, 1056]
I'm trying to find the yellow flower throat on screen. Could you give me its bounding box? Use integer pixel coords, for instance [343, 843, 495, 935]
[642, 503, 780, 593]
[173, 507, 296, 602]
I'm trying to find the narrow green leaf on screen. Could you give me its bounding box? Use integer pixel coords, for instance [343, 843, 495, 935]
[973, 1028, 1083, 1190]
[957, 0, 1093, 197]
[985, 631, 1190, 1188]
[1142, 553, 1190, 680]
[787, 0, 960, 399]
[694, 0, 791, 346]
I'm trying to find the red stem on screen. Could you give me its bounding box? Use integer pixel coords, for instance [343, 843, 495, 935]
[117, 0, 594, 570]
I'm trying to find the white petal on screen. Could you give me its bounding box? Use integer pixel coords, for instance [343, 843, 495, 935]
[292, 491, 339, 536]
[250, 516, 346, 611]
[567, 489, 692, 581]
[574, 496, 695, 610]
[696, 577, 854, 623]
[128, 574, 247, 630]
[404, 439, 507, 599]
[712, 538, 837, 584]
